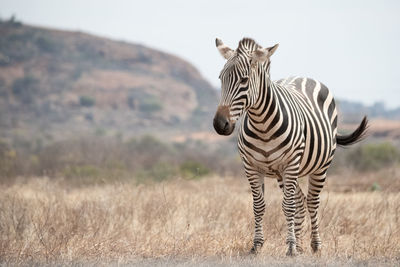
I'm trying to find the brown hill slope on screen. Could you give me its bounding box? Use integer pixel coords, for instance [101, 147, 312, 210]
[0, 20, 217, 142]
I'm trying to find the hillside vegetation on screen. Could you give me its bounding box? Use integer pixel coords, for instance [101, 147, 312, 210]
[0, 18, 217, 143]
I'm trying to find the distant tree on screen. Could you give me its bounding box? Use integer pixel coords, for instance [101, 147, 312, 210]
[140, 96, 162, 113]
[6, 15, 22, 27]
[0, 79, 6, 97]
[79, 95, 95, 107]
[36, 36, 58, 53]
[127, 90, 162, 113]
[12, 75, 39, 104]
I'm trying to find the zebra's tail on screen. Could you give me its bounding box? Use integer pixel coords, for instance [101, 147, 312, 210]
[337, 116, 369, 147]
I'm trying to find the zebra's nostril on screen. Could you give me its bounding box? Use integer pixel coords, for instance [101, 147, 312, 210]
[224, 121, 229, 130]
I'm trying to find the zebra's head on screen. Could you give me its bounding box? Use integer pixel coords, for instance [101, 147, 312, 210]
[213, 38, 279, 136]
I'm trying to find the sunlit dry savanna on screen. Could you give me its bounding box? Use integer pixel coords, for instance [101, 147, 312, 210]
[1, 169, 400, 266]
[1, 2, 400, 266]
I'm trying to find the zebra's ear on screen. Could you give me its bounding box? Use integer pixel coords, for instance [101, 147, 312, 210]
[252, 43, 279, 63]
[266, 43, 279, 57]
[216, 38, 234, 60]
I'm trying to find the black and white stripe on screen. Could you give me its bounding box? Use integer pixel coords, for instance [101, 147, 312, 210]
[213, 38, 368, 256]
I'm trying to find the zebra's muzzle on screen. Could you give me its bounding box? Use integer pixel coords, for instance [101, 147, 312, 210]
[213, 106, 235, 136]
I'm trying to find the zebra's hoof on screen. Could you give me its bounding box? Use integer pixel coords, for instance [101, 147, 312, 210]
[286, 245, 297, 257]
[311, 242, 321, 253]
[250, 243, 263, 254]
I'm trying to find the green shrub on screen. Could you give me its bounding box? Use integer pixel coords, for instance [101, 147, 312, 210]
[79, 95, 95, 107]
[63, 165, 101, 179]
[126, 90, 162, 113]
[94, 128, 106, 136]
[140, 96, 162, 113]
[61, 164, 130, 186]
[127, 135, 171, 156]
[0, 140, 17, 177]
[370, 182, 381, 192]
[347, 142, 400, 171]
[135, 162, 177, 182]
[180, 160, 210, 179]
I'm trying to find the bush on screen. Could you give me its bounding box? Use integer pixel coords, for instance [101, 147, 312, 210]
[61, 164, 130, 186]
[180, 161, 210, 179]
[135, 162, 178, 182]
[0, 79, 6, 96]
[12, 75, 39, 104]
[79, 95, 95, 107]
[63, 165, 101, 179]
[126, 135, 174, 170]
[0, 140, 17, 178]
[35, 36, 58, 53]
[347, 142, 400, 171]
[127, 135, 169, 153]
[126, 90, 162, 113]
[140, 96, 162, 113]
[0, 135, 238, 185]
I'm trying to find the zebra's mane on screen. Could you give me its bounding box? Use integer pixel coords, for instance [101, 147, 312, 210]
[237, 38, 272, 73]
[237, 38, 260, 54]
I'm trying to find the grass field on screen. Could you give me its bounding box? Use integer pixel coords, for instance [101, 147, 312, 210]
[1, 170, 400, 266]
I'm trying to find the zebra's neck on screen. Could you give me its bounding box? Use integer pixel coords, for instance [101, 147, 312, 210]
[246, 69, 284, 135]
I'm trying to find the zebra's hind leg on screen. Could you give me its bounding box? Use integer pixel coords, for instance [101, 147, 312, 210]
[294, 185, 307, 253]
[247, 170, 265, 254]
[307, 172, 327, 253]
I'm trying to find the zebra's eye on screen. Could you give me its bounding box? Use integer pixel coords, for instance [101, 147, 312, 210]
[240, 77, 249, 84]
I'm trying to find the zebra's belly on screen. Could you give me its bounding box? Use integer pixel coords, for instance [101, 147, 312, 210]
[239, 130, 335, 178]
[245, 154, 281, 177]
[241, 146, 332, 179]
[239, 141, 301, 178]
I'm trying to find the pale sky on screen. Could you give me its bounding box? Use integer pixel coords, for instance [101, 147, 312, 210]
[1, 0, 399, 108]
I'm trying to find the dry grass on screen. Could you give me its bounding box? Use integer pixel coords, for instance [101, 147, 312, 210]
[0, 174, 400, 266]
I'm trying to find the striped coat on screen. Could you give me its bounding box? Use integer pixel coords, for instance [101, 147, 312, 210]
[213, 38, 367, 256]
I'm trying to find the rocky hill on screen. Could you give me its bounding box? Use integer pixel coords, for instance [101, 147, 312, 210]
[0, 19, 217, 143]
[1, 19, 398, 146]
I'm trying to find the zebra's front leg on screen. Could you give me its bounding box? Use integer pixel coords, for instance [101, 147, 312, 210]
[247, 171, 265, 254]
[282, 171, 299, 256]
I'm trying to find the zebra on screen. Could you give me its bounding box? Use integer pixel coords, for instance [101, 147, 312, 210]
[213, 38, 368, 256]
